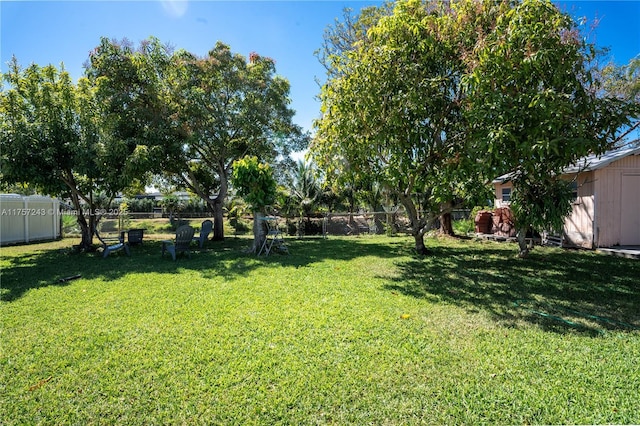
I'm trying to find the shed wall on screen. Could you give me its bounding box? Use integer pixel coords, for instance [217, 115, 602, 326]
[620, 174, 640, 245]
[563, 172, 595, 248]
[594, 153, 640, 247]
[492, 151, 640, 248]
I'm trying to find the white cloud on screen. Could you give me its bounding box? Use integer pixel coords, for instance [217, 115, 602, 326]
[161, 0, 188, 18]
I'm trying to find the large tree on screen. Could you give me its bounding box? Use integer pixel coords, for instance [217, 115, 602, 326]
[1, 58, 145, 251]
[314, 0, 638, 257]
[0, 38, 184, 251]
[312, 0, 486, 254]
[464, 0, 639, 256]
[166, 43, 307, 241]
[84, 37, 185, 195]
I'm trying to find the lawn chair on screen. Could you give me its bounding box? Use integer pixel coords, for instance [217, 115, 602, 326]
[162, 225, 195, 261]
[95, 228, 130, 258]
[193, 219, 213, 249]
[127, 228, 145, 245]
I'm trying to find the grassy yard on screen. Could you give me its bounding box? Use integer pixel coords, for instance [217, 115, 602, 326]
[1, 233, 639, 424]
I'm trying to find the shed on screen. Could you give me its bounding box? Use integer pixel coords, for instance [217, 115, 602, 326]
[0, 194, 61, 246]
[493, 144, 640, 248]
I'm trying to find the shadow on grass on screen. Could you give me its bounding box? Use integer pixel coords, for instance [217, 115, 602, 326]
[5, 236, 638, 336]
[0, 236, 406, 302]
[383, 242, 640, 336]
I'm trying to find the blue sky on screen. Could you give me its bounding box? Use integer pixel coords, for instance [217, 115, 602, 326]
[2, 1, 639, 135]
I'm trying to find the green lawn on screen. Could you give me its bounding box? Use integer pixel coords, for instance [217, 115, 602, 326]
[1, 234, 639, 424]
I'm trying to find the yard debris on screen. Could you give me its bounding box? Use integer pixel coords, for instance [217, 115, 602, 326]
[28, 376, 53, 391]
[58, 274, 81, 283]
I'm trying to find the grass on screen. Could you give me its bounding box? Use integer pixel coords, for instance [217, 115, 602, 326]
[1, 233, 639, 424]
[452, 218, 475, 235]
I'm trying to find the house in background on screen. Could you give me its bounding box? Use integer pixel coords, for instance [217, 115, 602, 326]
[493, 144, 640, 249]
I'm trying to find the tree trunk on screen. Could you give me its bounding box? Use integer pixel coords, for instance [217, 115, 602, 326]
[252, 211, 267, 254]
[211, 199, 225, 241]
[212, 165, 229, 241]
[399, 192, 430, 255]
[373, 213, 384, 235]
[412, 231, 429, 255]
[76, 210, 99, 252]
[439, 211, 455, 236]
[185, 162, 229, 241]
[78, 217, 93, 251]
[517, 228, 530, 258]
[70, 190, 95, 252]
[297, 215, 305, 238]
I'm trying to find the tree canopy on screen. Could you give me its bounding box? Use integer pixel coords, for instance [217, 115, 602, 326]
[312, 0, 493, 254]
[165, 42, 308, 240]
[312, 0, 639, 256]
[0, 52, 168, 250]
[465, 0, 639, 255]
[2, 35, 307, 248]
[601, 55, 640, 144]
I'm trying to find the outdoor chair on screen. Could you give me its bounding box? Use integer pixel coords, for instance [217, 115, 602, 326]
[127, 228, 145, 245]
[162, 225, 195, 261]
[95, 228, 130, 258]
[193, 219, 213, 249]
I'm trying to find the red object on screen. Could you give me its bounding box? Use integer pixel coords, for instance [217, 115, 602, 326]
[474, 211, 493, 234]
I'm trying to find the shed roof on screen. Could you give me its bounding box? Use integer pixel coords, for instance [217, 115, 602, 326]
[493, 142, 640, 184]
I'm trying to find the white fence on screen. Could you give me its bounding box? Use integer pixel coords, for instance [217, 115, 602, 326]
[0, 194, 61, 245]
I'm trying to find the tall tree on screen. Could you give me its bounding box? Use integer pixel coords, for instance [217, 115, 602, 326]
[312, 0, 482, 254]
[464, 0, 639, 256]
[84, 37, 184, 188]
[316, 3, 394, 78]
[1, 58, 140, 251]
[167, 43, 308, 241]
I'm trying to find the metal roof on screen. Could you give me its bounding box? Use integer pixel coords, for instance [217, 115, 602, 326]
[562, 144, 640, 174]
[493, 142, 640, 184]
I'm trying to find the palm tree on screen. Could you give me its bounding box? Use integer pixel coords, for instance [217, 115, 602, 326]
[289, 160, 321, 237]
